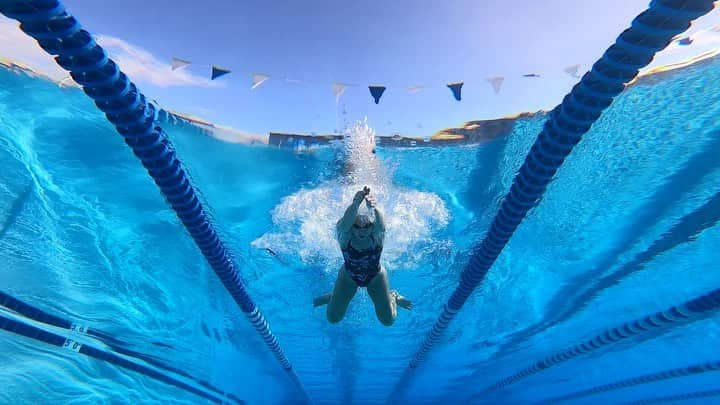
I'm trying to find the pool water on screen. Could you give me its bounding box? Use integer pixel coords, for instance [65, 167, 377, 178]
[1, 53, 720, 404]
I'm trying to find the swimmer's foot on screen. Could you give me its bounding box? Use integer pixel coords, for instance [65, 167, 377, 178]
[313, 293, 332, 307]
[392, 290, 413, 310]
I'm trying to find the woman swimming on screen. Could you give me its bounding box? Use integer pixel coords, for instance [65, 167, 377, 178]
[314, 186, 412, 326]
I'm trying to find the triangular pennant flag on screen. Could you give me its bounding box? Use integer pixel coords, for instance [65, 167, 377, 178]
[523, 73, 540, 78]
[332, 83, 346, 103]
[677, 36, 693, 45]
[564, 64, 581, 78]
[171, 57, 191, 71]
[251, 73, 270, 90]
[447, 81, 463, 101]
[58, 76, 75, 88]
[486, 76, 504, 94]
[369, 85, 386, 104]
[211, 66, 231, 80]
[408, 85, 424, 94]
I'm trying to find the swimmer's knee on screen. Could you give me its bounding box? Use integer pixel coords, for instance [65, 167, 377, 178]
[378, 314, 395, 327]
[327, 310, 344, 324]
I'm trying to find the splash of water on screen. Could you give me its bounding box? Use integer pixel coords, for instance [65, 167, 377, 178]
[340, 119, 380, 187]
[252, 120, 450, 272]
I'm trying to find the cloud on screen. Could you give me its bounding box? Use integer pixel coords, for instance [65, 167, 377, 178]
[649, 27, 720, 69]
[665, 29, 720, 54]
[0, 17, 217, 88]
[0, 16, 68, 80]
[96, 35, 220, 88]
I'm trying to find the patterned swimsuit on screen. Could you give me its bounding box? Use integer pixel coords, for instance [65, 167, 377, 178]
[341, 237, 383, 287]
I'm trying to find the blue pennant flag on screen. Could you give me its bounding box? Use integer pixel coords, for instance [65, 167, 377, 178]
[677, 37, 693, 45]
[369, 86, 386, 104]
[211, 66, 231, 80]
[447, 81, 463, 101]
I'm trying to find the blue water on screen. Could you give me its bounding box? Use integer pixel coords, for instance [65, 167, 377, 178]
[1, 53, 720, 404]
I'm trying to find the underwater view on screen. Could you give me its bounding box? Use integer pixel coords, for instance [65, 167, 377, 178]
[2, 0, 720, 404]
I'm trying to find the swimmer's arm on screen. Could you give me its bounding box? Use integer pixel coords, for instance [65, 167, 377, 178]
[371, 206, 386, 244]
[373, 206, 386, 233]
[336, 197, 363, 241]
[364, 194, 386, 241]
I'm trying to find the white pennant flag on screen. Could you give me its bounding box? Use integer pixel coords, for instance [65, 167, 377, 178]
[332, 83, 347, 103]
[408, 85, 424, 94]
[252, 73, 270, 90]
[564, 64, 581, 78]
[171, 57, 191, 71]
[58, 76, 75, 88]
[486, 76, 504, 94]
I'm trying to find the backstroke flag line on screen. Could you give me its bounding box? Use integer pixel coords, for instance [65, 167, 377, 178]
[167, 25, 719, 101]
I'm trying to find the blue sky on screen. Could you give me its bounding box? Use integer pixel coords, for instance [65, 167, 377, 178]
[2, 1, 719, 138]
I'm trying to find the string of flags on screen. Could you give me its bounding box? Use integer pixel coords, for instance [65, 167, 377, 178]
[170, 55, 574, 103]
[167, 24, 719, 105]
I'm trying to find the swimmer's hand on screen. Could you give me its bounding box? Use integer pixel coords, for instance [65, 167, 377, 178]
[353, 187, 370, 203]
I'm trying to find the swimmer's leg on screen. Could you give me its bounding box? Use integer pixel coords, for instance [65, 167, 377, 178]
[323, 266, 358, 324]
[313, 293, 332, 307]
[367, 267, 412, 326]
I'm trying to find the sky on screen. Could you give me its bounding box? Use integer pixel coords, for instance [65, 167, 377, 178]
[1, 0, 719, 138]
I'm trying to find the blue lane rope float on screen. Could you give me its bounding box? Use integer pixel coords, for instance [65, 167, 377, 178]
[542, 359, 720, 404]
[0, 1, 309, 401]
[0, 311, 242, 404]
[494, 187, 720, 360]
[388, 0, 716, 399]
[0, 290, 234, 400]
[0, 290, 120, 344]
[479, 288, 720, 396]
